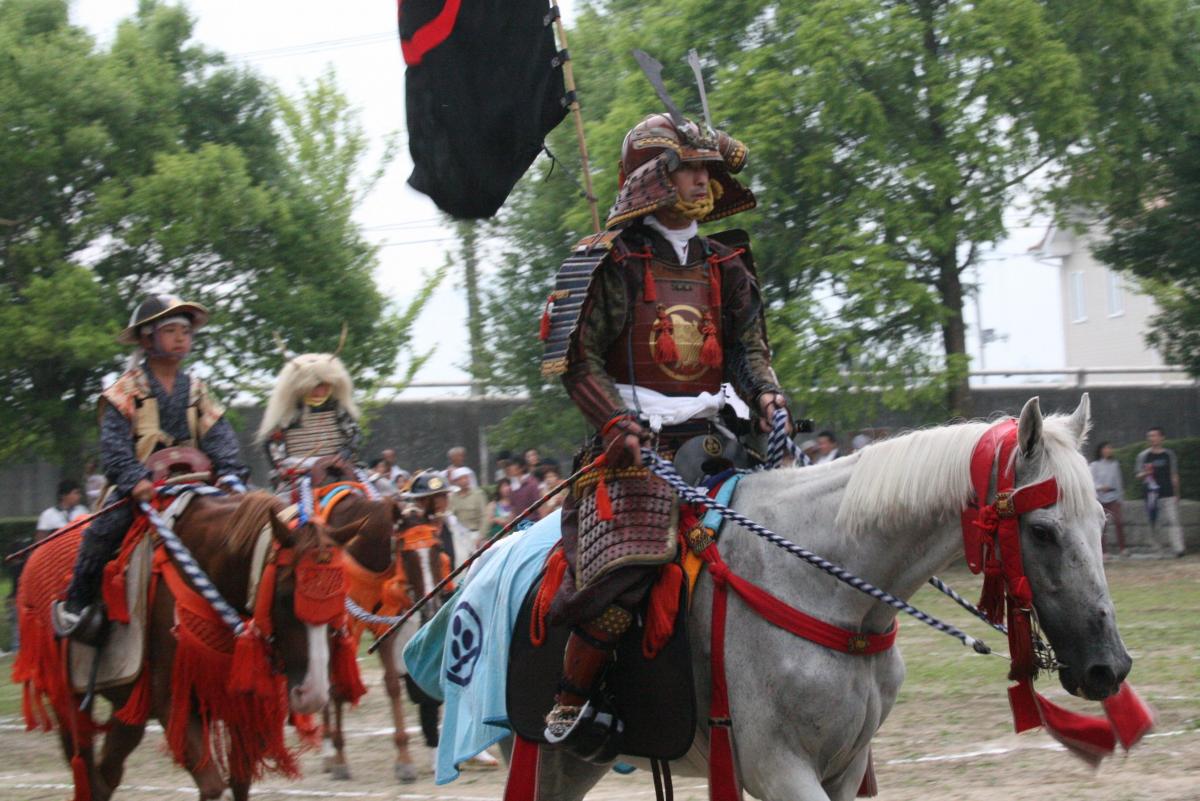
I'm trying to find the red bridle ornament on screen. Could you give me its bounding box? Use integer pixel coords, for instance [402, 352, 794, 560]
[962, 419, 1154, 763]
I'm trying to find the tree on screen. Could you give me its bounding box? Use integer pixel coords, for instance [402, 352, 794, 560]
[0, 0, 431, 467]
[483, 0, 1095, 426]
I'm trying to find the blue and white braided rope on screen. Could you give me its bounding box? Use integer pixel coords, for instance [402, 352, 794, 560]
[297, 474, 315, 525]
[353, 467, 382, 501]
[644, 450, 991, 654]
[344, 596, 407, 626]
[765, 408, 810, 468]
[926, 575, 1009, 636]
[140, 500, 245, 635]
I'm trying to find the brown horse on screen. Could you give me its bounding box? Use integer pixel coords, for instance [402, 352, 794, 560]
[322, 489, 456, 783]
[14, 490, 366, 801]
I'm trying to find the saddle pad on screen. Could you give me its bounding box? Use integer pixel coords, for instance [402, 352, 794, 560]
[506, 571, 696, 760]
[69, 533, 152, 692]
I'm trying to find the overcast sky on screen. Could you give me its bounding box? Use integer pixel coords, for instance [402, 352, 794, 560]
[72, 0, 1067, 393]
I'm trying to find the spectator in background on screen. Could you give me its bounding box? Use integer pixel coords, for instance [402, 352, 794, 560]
[37, 480, 90, 539]
[448, 466, 489, 546]
[365, 455, 399, 496]
[83, 458, 106, 509]
[851, 433, 872, 454]
[494, 450, 513, 483]
[814, 431, 842, 464]
[381, 448, 406, 484]
[1089, 442, 1126, 557]
[524, 448, 541, 473]
[537, 465, 565, 515]
[506, 456, 542, 519]
[446, 446, 479, 488]
[486, 480, 514, 536]
[1135, 427, 1185, 558]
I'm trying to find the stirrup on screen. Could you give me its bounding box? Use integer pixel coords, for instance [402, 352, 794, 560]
[51, 601, 109, 647]
[543, 699, 624, 764]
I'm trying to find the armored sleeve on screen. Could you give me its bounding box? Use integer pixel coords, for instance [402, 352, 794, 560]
[720, 258, 782, 405]
[562, 261, 632, 429]
[100, 405, 151, 495]
[336, 407, 362, 462]
[200, 416, 250, 484]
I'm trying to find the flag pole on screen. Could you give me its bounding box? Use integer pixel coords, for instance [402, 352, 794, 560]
[549, 0, 601, 234]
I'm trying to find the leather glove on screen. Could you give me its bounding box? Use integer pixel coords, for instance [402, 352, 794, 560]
[601, 414, 648, 469]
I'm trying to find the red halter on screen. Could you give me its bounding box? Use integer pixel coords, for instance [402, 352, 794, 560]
[961, 419, 1153, 762]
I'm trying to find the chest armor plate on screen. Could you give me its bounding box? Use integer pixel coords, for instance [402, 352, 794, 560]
[605, 258, 723, 395]
[284, 410, 342, 458]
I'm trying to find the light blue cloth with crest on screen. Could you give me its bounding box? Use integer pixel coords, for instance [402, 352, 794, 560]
[404, 510, 562, 785]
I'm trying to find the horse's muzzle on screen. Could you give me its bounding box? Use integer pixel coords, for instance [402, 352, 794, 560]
[1059, 653, 1131, 701]
[289, 682, 329, 715]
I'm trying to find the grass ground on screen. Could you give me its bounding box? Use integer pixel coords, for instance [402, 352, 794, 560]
[0, 557, 1195, 800]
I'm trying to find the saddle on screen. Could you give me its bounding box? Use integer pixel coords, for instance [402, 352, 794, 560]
[505, 565, 696, 761]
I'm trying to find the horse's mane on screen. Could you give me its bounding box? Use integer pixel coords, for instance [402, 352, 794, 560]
[223, 491, 288, 557]
[836, 414, 1097, 537]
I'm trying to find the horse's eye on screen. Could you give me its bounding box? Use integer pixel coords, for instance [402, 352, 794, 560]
[1029, 523, 1057, 544]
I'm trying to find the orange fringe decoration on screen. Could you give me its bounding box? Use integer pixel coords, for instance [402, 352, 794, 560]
[530, 548, 568, 646]
[642, 260, 657, 302]
[652, 306, 678, 365]
[538, 293, 554, 341]
[699, 310, 722, 368]
[594, 473, 614, 521]
[643, 563, 684, 659]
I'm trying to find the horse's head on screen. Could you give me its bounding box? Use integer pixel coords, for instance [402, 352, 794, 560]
[1013, 394, 1131, 700]
[397, 519, 455, 624]
[266, 510, 366, 714]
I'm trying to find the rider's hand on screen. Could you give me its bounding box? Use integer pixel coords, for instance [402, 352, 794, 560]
[131, 479, 156, 503]
[757, 391, 792, 434]
[602, 414, 648, 469]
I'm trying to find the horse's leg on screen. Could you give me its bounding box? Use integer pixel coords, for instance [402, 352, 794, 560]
[95, 718, 146, 801]
[229, 777, 250, 801]
[380, 636, 418, 782]
[533, 748, 610, 801]
[752, 759, 832, 801]
[328, 697, 351, 780]
[823, 746, 872, 801]
[53, 715, 98, 801]
[321, 702, 334, 772]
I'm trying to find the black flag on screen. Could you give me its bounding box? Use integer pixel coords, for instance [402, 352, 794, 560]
[399, 0, 568, 219]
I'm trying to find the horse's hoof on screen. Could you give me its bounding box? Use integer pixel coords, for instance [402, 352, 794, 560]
[321, 755, 334, 773]
[394, 762, 418, 783]
[330, 763, 352, 781]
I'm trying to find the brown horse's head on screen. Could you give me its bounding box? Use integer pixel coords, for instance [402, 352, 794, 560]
[398, 520, 455, 624]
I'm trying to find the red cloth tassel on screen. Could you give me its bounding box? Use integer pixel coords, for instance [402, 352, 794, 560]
[1035, 689, 1117, 765]
[708, 263, 722, 309]
[71, 753, 92, 801]
[538, 294, 554, 341]
[652, 307, 679, 365]
[856, 748, 878, 797]
[332, 630, 367, 705]
[531, 549, 569, 647]
[1103, 683, 1155, 750]
[503, 734, 541, 801]
[231, 630, 274, 697]
[1006, 607, 1034, 680]
[643, 563, 683, 659]
[291, 712, 323, 748]
[113, 668, 151, 725]
[643, 260, 657, 302]
[978, 566, 1005, 625]
[699, 311, 721, 369]
[594, 473, 614, 521]
[708, 725, 741, 801]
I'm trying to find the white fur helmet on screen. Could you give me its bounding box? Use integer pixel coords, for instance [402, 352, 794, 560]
[257, 352, 359, 442]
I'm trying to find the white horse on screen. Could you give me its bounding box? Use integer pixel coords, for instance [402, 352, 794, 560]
[533, 395, 1131, 800]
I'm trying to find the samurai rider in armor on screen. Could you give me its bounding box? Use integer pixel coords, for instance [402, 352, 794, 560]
[53, 296, 249, 642]
[257, 352, 362, 487]
[540, 114, 791, 747]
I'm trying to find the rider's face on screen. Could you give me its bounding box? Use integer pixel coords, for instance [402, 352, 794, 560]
[149, 322, 193, 360]
[669, 163, 710, 202]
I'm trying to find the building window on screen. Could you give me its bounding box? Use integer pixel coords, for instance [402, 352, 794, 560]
[1107, 270, 1124, 317]
[1070, 271, 1087, 322]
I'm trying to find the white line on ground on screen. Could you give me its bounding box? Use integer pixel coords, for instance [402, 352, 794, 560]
[883, 728, 1192, 765]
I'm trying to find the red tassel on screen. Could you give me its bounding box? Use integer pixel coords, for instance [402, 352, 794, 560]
[538, 294, 554, 341]
[708, 262, 722, 309]
[699, 311, 722, 369]
[1006, 606, 1034, 679]
[531, 549, 569, 647]
[290, 712, 323, 748]
[1008, 681, 1042, 733]
[1103, 683, 1155, 749]
[643, 563, 683, 659]
[652, 307, 679, 365]
[979, 564, 1005, 625]
[708, 725, 742, 801]
[595, 474, 614, 521]
[332, 630, 367, 705]
[113, 668, 151, 725]
[71, 753, 92, 801]
[231, 630, 273, 697]
[1035, 691, 1117, 765]
[642, 260, 657, 302]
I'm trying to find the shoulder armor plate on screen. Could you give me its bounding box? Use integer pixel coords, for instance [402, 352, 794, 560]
[540, 230, 623, 377]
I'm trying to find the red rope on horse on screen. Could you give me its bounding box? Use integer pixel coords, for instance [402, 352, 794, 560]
[530, 548, 568, 647]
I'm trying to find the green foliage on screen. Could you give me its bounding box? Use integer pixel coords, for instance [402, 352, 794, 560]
[1113, 437, 1200, 502]
[0, 1, 426, 467]
[0, 517, 37, 555]
[483, 0, 1128, 429]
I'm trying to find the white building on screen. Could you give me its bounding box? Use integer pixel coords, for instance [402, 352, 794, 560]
[1031, 222, 1171, 384]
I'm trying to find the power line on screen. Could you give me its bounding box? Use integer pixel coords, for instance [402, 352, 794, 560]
[375, 237, 458, 248]
[230, 31, 397, 62]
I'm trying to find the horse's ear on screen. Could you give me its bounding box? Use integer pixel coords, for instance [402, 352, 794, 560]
[1067, 393, 1091, 447]
[327, 516, 370, 545]
[1017, 396, 1044, 458]
[269, 510, 295, 548]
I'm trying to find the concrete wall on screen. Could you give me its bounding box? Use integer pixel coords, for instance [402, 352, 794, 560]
[2, 385, 1197, 521]
[1111, 499, 1199, 557]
